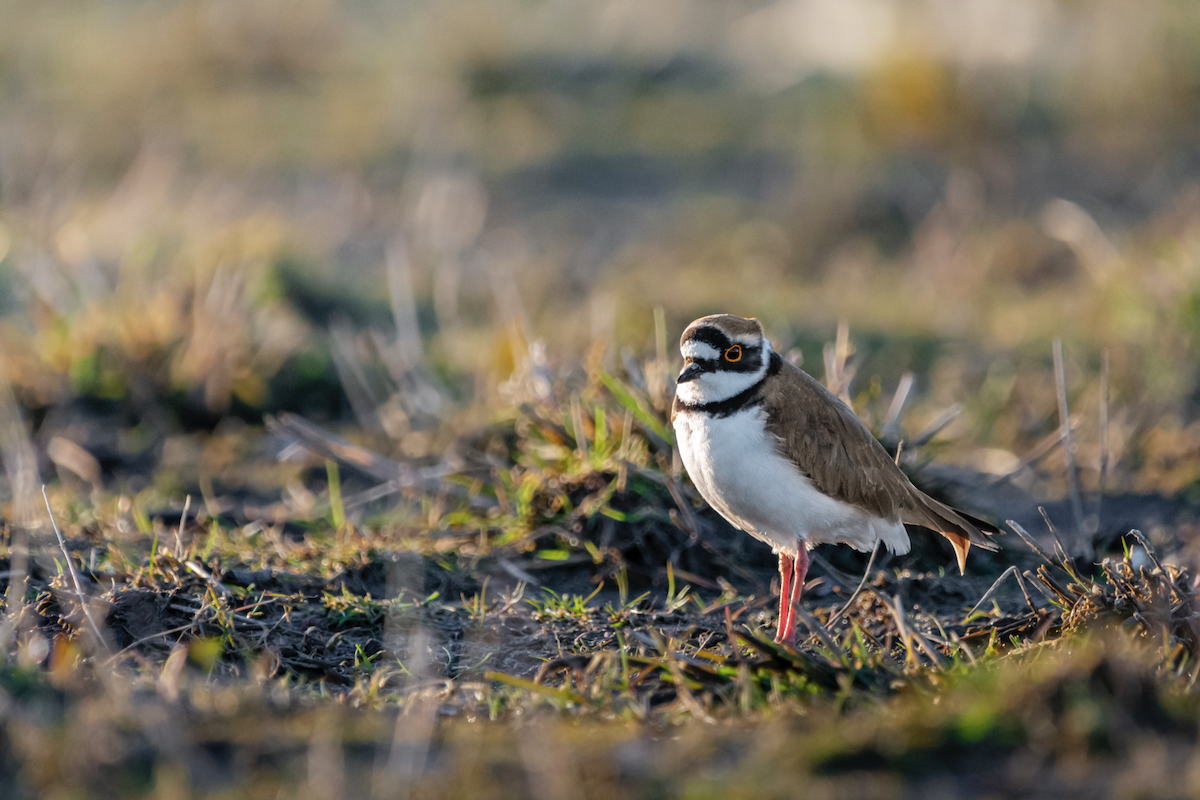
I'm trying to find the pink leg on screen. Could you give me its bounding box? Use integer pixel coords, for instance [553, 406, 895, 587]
[776, 553, 793, 644]
[775, 546, 810, 648]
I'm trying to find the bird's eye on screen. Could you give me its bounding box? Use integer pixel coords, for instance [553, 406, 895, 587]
[725, 345, 742, 362]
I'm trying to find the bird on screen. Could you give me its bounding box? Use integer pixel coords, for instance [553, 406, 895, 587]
[670, 314, 999, 647]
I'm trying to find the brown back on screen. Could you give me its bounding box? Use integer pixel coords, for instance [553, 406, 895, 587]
[762, 360, 999, 566]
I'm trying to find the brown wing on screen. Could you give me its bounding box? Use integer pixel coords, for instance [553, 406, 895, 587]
[763, 361, 999, 572]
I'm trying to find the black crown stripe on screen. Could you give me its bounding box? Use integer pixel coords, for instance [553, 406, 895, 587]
[683, 327, 732, 351]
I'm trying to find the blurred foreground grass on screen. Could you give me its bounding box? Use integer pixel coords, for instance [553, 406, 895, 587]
[4, 633, 1199, 798]
[5, 0, 1200, 797]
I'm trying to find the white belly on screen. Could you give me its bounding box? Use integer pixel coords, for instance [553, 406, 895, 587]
[673, 407, 910, 557]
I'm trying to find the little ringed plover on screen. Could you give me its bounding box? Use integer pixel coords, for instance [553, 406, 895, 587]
[670, 314, 999, 647]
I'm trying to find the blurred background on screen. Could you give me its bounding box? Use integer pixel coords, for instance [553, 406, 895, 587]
[2, 0, 1200, 527]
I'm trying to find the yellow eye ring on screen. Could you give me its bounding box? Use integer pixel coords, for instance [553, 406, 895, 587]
[725, 345, 742, 362]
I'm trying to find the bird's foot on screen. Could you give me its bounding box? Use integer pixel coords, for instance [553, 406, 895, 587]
[773, 546, 809, 649]
[773, 626, 798, 650]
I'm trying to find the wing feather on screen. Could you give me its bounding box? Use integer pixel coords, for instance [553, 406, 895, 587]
[762, 362, 999, 569]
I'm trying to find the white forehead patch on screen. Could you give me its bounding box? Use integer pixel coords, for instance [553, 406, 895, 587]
[681, 340, 721, 360]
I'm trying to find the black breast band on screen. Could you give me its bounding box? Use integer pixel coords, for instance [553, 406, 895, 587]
[674, 351, 782, 419]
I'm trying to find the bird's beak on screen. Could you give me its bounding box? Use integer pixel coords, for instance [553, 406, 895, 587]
[676, 361, 703, 384]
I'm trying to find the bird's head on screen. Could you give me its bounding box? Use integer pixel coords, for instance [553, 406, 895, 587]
[675, 314, 774, 405]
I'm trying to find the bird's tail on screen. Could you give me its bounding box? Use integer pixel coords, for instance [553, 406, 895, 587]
[901, 494, 1001, 575]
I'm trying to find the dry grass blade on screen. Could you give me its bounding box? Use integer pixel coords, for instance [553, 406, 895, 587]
[42, 486, 111, 654]
[1039, 507, 1081, 578]
[986, 422, 1075, 487]
[732, 627, 789, 663]
[909, 404, 963, 448]
[794, 607, 848, 667]
[340, 479, 407, 511]
[570, 396, 588, 460]
[387, 235, 425, 367]
[651, 630, 715, 723]
[329, 321, 388, 436]
[806, 552, 858, 591]
[1053, 338, 1087, 550]
[1023, 570, 1062, 607]
[184, 560, 233, 598]
[883, 371, 914, 440]
[107, 621, 201, 662]
[963, 565, 1038, 622]
[1007, 519, 1058, 567]
[820, 540, 880, 634]
[910, 629, 946, 669]
[268, 412, 490, 508]
[0, 374, 39, 526]
[1, 523, 30, 654]
[650, 306, 671, 410]
[497, 557, 541, 587]
[823, 320, 855, 404]
[879, 594, 918, 669]
[1032, 565, 1076, 606]
[1093, 349, 1110, 533]
[269, 412, 411, 483]
[664, 472, 699, 538]
[175, 494, 190, 559]
[1126, 530, 1187, 605]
